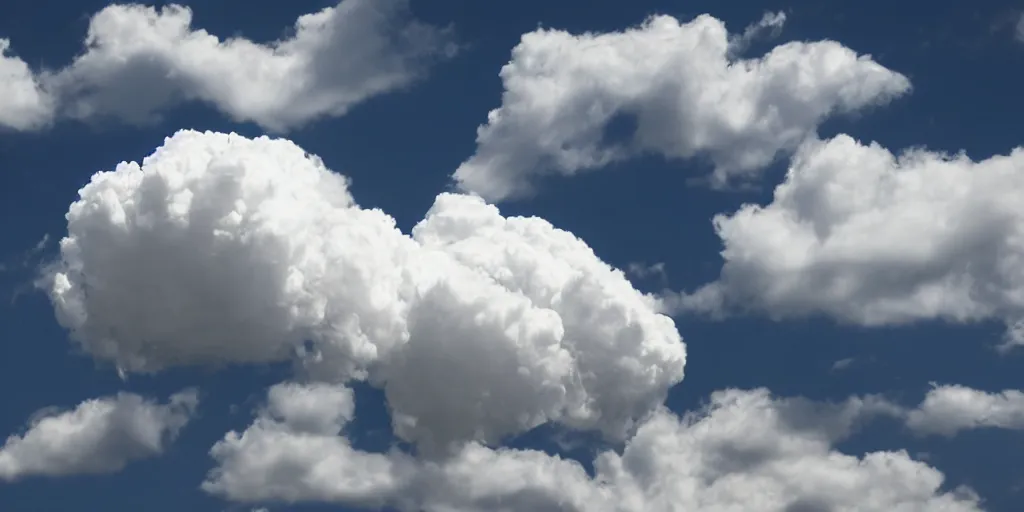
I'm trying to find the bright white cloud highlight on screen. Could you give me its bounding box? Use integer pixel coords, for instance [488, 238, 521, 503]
[906, 384, 1024, 437]
[2, 0, 453, 131]
[0, 390, 197, 481]
[45, 129, 685, 454]
[0, 39, 53, 130]
[206, 385, 980, 512]
[453, 13, 910, 201]
[675, 134, 1024, 347]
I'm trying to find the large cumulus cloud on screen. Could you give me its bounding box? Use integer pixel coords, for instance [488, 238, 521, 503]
[0, 390, 197, 481]
[453, 12, 910, 201]
[1, 0, 453, 132]
[205, 383, 981, 512]
[671, 134, 1024, 347]
[44, 129, 685, 454]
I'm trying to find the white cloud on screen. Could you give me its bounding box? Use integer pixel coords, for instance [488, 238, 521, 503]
[906, 384, 1024, 437]
[45, 129, 685, 454]
[402, 193, 685, 447]
[47, 130, 367, 372]
[673, 134, 1024, 347]
[452, 13, 909, 201]
[206, 385, 980, 511]
[204, 382, 411, 506]
[0, 39, 53, 130]
[263, 382, 355, 436]
[1016, 13, 1024, 43]
[3, 0, 453, 132]
[0, 390, 196, 481]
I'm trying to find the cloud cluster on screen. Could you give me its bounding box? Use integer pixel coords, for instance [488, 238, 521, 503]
[0, 391, 196, 481]
[206, 384, 981, 512]
[453, 12, 910, 200]
[45, 129, 685, 454]
[1, 0, 453, 132]
[906, 384, 1024, 437]
[19, 5, 1012, 506]
[674, 134, 1024, 346]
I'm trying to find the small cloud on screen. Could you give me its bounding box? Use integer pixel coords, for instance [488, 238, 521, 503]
[729, 11, 788, 54]
[904, 384, 1024, 437]
[831, 357, 856, 372]
[627, 262, 667, 282]
[0, 390, 197, 481]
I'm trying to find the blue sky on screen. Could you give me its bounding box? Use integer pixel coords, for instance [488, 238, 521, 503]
[1, 0, 1023, 511]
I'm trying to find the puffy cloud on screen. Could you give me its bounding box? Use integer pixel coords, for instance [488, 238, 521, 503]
[1016, 13, 1024, 43]
[207, 385, 980, 512]
[906, 384, 1024, 437]
[674, 134, 1024, 347]
[263, 382, 356, 436]
[452, 13, 909, 201]
[0, 39, 53, 130]
[45, 129, 685, 453]
[48, 130, 370, 372]
[5, 0, 453, 131]
[0, 390, 197, 481]
[403, 193, 685, 446]
[204, 382, 411, 506]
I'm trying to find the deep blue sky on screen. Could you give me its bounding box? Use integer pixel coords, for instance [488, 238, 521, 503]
[1, 0, 1023, 510]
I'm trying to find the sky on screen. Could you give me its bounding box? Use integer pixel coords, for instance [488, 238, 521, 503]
[1, 0, 1023, 511]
